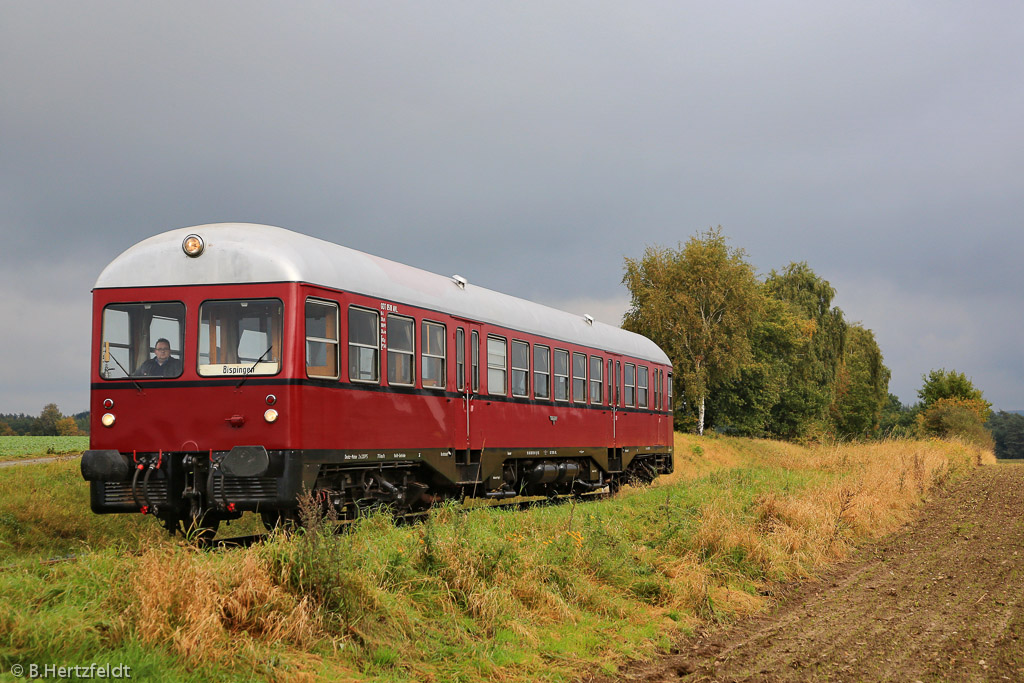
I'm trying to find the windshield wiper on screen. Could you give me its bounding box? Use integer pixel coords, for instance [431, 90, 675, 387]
[106, 350, 144, 394]
[236, 346, 274, 388]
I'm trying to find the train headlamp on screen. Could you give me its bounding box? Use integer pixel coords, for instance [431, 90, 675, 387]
[264, 409, 279, 423]
[101, 413, 116, 428]
[182, 234, 205, 257]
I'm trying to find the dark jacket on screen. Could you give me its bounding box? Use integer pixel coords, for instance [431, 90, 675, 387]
[135, 356, 183, 377]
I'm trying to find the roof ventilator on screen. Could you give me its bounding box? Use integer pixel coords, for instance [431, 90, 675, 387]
[451, 274, 467, 290]
[583, 314, 594, 326]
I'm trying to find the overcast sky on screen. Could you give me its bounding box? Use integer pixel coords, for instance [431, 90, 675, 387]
[2, 1, 1022, 416]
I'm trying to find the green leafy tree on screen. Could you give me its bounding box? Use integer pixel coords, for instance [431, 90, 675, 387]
[917, 397, 993, 449]
[918, 369, 992, 419]
[0, 413, 36, 435]
[879, 394, 919, 438]
[622, 227, 763, 434]
[831, 324, 891, 438]
[31, 403, 63, 436]
[73, 411, 90, 435]
[986, 411, 1024, 459]
[707, 294, 806, 436]
[763, 262, 847, 438]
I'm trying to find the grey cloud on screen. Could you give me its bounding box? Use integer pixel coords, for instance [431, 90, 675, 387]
[2, 1, 1023, 413]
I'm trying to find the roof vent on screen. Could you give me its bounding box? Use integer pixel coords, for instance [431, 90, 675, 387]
[451, 274, 467, 290]
[583, 314, 594, 326]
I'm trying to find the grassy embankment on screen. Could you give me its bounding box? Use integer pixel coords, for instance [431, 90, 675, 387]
[0, 435, 994, 682]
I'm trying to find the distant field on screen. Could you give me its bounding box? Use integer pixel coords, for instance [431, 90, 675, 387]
[0, 435, 89, 459]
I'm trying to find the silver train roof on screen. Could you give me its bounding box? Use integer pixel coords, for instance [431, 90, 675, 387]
[95, 223, 669, 365]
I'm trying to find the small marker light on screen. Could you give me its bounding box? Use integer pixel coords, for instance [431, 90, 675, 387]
[264, 409, 279, 423]
[101, 413, 116, 428]
[182, 234, 205, 257]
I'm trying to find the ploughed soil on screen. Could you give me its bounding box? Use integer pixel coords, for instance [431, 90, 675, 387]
[599, 462, 1024, 682]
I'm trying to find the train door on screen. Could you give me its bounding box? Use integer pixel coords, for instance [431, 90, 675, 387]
[608, 357, 618, 446]
[453, 320, 482, 453]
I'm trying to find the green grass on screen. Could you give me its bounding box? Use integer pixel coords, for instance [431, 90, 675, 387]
[0, 436, 989, 682]
[0, 460, 158, 562]
[0, 436, 89, 461]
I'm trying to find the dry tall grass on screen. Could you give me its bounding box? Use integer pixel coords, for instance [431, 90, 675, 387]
[645, 435, 992, 621]
[128, 543, 324, 679]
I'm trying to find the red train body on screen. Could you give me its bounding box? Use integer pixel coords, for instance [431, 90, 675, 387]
[82, 224, 673, 534]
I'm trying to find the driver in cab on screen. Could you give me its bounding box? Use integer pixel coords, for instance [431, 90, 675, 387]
[136, 338, 182, 377]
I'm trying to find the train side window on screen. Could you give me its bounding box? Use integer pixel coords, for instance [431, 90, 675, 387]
[348, 306, 380, 383]
[487, 336, 507, 395]
[653, 369, 660, 409]
[590, 356, 603, 404]
[387, 314, 415, 386]
[511, 340, 529, 398]
[554, 349, 569, 401]
[624, 363, 636, 407]
[638, 366, 649, 408]
[572, 352, 587, 403]
[471, 330, 480, 393]
[422, 321, 446, 389]
[456, 328, 465, 391]
[667, 373, 673, 409]
[305, 299, 339, 380]
[100, 302, 185, 379]
[534, 345, 551, 399]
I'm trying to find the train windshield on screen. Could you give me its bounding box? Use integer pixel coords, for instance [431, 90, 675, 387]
[100, 302, 185, 379]
[199, 299, 283, 377]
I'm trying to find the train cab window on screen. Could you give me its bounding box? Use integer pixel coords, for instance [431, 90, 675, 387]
[624, 363, 636, 407]
[422, 321, 446, 389]
[456, 328, 465, 391]
[590, 356, 603, 404]
[572, 352, 587, 403]
[471, 330, 480, 393]
[100, 302, 185, 379]
[638, 366, 649, 408]
[347, 306, 380, 383]
[511, 340, 529, 398]
[387, 315, 414, 386]
[305, 299, 339, 380]
[487, 336, 507, 395]
[199, 299, 282, 377]
[534, 345, 551, 399]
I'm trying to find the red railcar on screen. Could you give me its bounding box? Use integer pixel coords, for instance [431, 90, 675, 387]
[81, 224, 674, 534]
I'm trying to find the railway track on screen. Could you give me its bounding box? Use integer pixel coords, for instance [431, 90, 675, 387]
[206, 486, 612, 550]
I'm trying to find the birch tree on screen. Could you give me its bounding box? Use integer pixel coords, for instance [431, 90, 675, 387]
[622, 228, 762, 435]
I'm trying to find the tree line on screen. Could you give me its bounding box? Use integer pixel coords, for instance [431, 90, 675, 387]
[622, 227, 998, 448]
[0, 405, 89, 436]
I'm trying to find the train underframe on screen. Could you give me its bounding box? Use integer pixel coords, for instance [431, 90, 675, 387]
[81, 446, 674, 536]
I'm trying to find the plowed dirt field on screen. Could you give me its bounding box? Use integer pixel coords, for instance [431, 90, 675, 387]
[601, 461, 1024, 682]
